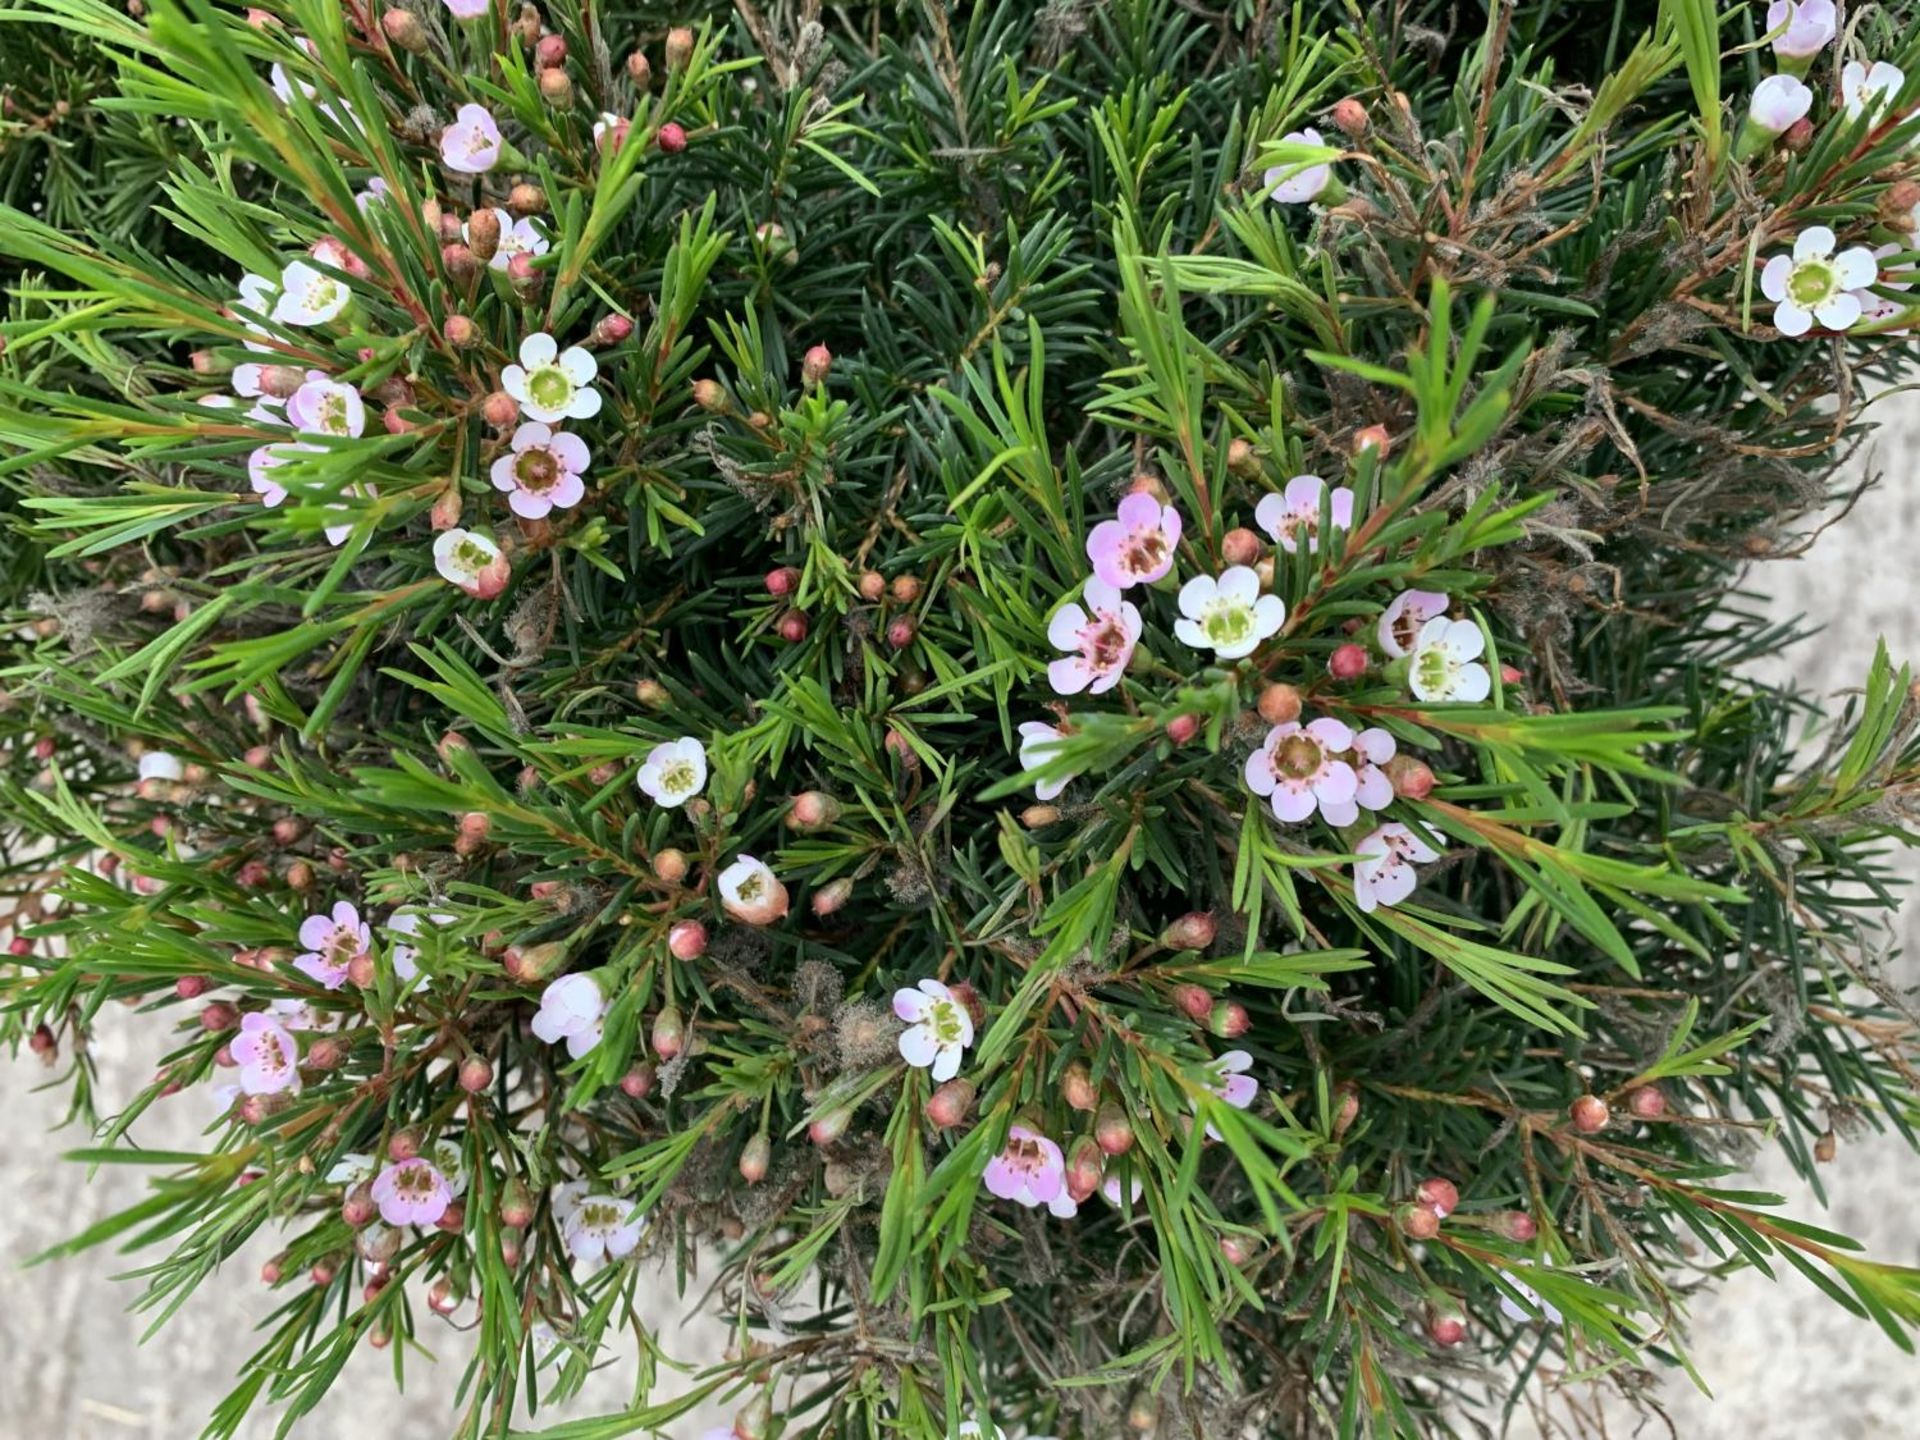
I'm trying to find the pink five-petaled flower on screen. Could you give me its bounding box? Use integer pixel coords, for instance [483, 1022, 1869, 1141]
[1174, 566, 1285, 660]
[285, 374, 365, 438]
[1409, 615, 1492, 703]
[1016, 720, 1079, 801]
[893, 978, 974, 1082]
[635, 736, 707, 807]
[1085, 492, 1182, 589]
[294, 900, 371, 990]
[1377, 588, 1449, 659]
[370, 1157, 453, 1228]
[1841, 60, 1905, 121]
[440, 103, 502, 173]
[1196, 1049, 1258, 1139]
[231, 1011, 301, 1096]
[271, 259, 351, 327]
[1765, 0, 1835, 63]
[1265, 127, 1332, 204]
[530, 973, 605, 1059]
[1255, 474, 1354, 554]
[1352, 821, 1442, 913]
[1046, 577, 1141, 696]
[983, 1124, 1073, 1216]
[1761, 226, 1878, 337]
[1245, 717, 1359, 825]
[248, 440, 320, 508]
[563, 1194, 646, 1262]
[490, 422, 590, 518]
[433, 528, 511, 599]
[501, 333, 602, 424]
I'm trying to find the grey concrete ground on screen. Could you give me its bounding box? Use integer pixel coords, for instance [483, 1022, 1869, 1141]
[6, 402, 1920, 1437]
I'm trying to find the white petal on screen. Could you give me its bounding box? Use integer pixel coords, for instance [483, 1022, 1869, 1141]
[1047, 603, 1090, 651]
[1794, 226, 1836, 262]
[1773, 300, 1814, 337]
[520, 333, 558, 367]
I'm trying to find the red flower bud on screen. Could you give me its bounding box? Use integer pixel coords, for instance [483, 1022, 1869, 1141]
[925, 1077, 976, 1128]
[1426, 1304, 1467, 1347]
[1416, 1176, 1459, 1219]
[1208, 999, 1249, 1038]
[1165, 712, 1199, 745]
[656, 121, 687, 153]
[776, 608, 810, 644]
[534, 33, 567, 69]
[1221, 526, 1263, 567]
[1161, 911, 1217, 951]
[174, 974, 210, 999]
[1328, 642, 1368, 680]
[886, 615, 918, 650]
[592, 312, 633, 347]
[620, 1063, 656, 1099]
[1570, 1095, 1610, 1133]
[765, 565, 801, 597]
[668, 920, 707, 960]
[201, 1001, 238, 1032]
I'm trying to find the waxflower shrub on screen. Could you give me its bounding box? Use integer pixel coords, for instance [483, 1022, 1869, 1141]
[5, 2, 1920, 1439]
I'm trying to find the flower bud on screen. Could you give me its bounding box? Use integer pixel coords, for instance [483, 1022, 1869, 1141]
[857, 569, 886, 601]
[1781, 116, 1814, 154]
[507, 182, 545, 217]
[427, 1279, 460, 1316]
[1095, 1100, 1134, 1156]
[886, 615, 919, 650]
[925, 1077, 975, 1129]
[592, 312, 633, 347]
[502, 941, 568, 984]
[201, 1001, 238, 1032]
[306, 1035, 347, 1070]
[634, 677, 671, 709]
[347, 951, 377, 988]
[342, 1182, 377, 1227]
[175, 974, 210, 1000]
[28, 1023, 56, 1062]
[458, 1056, 493, 1093]
[1255, 682, 1303, 726]
[656, 121, 687, 153]
[1352, 423, 1391, 456]
[534, 33, 567, 69]
[1221, 526, 1263, 566]
[626, 49, 652, 87]
[1161, 911, 1216, 951]
[1627, 1085, 1667, 1120]
[1386, 755, 1434, 800]
[667, 920, 707, 961]
[1330, 96, 1368, 138]
[691, 378, 729, 412]
[665, 26, 694, 68]
[1226, 437, 1258, 477]
[465, 207, 500, 264]
[499, 1177, 535, 1228]
[1062, 1062, 1098, 1112]
[1208, 999, 1249, 1038]
[1020, 804, 1060, 828]
[482, 391, 519, 429]
[787, 791, 840, 831]
[499, 1227, 523, 1270]
[776, 608, 809, 643]
[889, 574, 922, 604]
[1327, 642, 1368, 680]
[441, 241, 478, 280]
[1570, 1095, 1609, 1133]
[1396, 1202, 1440, 1240]
[1882, 181, 1920, 232]
[620, 1062, 656, 1098]
[1416, 1176, 1459, 1218]
[1491, 1209, 1537, 1242]
[764, 565, 800, 597]
[1066, 1136, 1105, 1203]
[652, 848, 689, 884]
[801, 344, 833, 385]
[810, 877, 853, 917]
[739, 1132, 771, 1184]
[651, 1005, 685, 1059]
[381, 8, 427, 53]
[1165, 712, 1199, 745]
[1426, 1303, 1467, 1347]
[808, 1105, 852, 1146]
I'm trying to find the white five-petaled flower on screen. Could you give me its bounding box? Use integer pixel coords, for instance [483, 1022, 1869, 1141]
[501, 333, 602, 424]
[466, 207, 549, 272]
[530, 972, 605, 1058]
[1352, 821, 1442, 913]
[440, 103, 503, 173]
[1046, 576, 1142, 696]
[1245, 717, 1359, 825]
[718, 854, 789, 925]
[1760, 226, 1877, 337]
[1174, 566, 1285, 661]
[563, 1193, 646, 1262]
[892, 978, 974, 1081]
[1348, 726, 1397, 815]
[1016, 720, 1078, 801]
[1255, 474, 1355, 554]
[1841, 60, 1905, 121]
[1378, 588, 1449, 659]
[635, 736, 707, 808]
[270, 259, 350, 327]
[1765, 0, 1835, 63]
[285, 374, 365, 438]
[1264, 127, 1333, 204]
[491, 422, 589, 518]
[1747, 74, 1814, 138]
[1408, 615, 1492, 704]
[432, 528, 512, 599]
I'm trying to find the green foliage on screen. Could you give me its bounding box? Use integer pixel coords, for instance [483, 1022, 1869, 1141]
[3, 1, 1920, 1438]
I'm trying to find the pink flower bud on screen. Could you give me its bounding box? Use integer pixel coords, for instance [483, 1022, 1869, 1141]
[1396, 1202, 1440, 1240]
[534, 33, 567, 68]
[691, 378, 728, 412]
[1208, 999, 1249, 1038]
[482, 391, 519, 429]
[499, 1179, 535, 1228]
[1095, 1100, 1134, 1156]
[668, 920, 708, 960]
[807, 1105, 852, 1146]
[656, 121, 687, 153]
[765, 565, 800, 597]
[1222, 527, 1263, 566]
[458, 1056, 493, 1093]
[1628, 1085, 1667, 1120]
[1062, 1063, 1098, 1112]
[1352, 423, 1391, 456]
[886, 616, 918, 649]
[591, 312, 633, 347]
[665, 27, 694, 68]
[777, 608, 810, 643]
[1066, 1136, 1105, 1203]
[382, 8, 426, 53]
[1165, 712, 1199, 744]
[1416, 1176, 1459, 1219]
[1161, 911, 1217, 951]
[627, 49, 652, 87]
[620, 1063, 656, 1098]
[502, 940, 568, 984]
[1327, 642, 1368, 680]
[1570, 1095, 1609, 1133]
[1173, 984, 1214, 1021]
[174, 974, 209, 999]
[201, 1001, 238, 1032]
[739, 1133, 771, 1184]
[925, 1078, 975, 1129]
[801, 344, 833, 385]
[1386, 756, 1435, 800]
[1426, 1304, 1466, 1346]
[1330, 97, 1368, 138]
[1226, 437, 1258, 477]
[536, 67, 573, 107]
[810, 877, 853, 916]
[787, 790, 840, 829]
[651, 1005, 685, 1059]
[1492, 1209, 1538, 1242]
